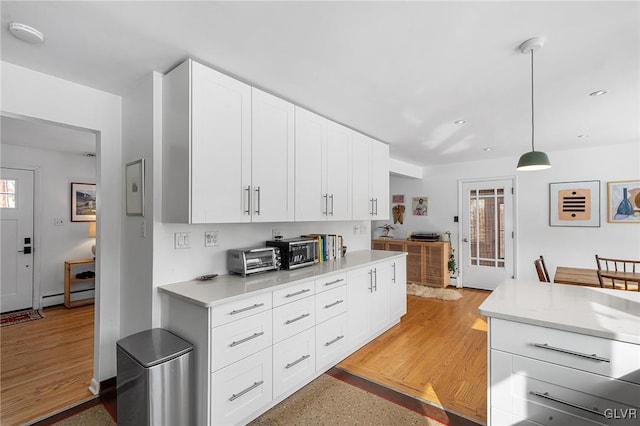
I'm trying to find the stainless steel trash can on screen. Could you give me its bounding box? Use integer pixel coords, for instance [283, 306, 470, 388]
[116, 328, 193, 426]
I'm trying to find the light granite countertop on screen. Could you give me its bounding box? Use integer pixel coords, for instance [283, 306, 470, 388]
[479, 278, 640, 345]
[158, 249, 406, 308]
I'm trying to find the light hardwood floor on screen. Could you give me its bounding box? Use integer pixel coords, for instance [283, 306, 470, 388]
[339, 288, 490, 424]
[1, 305, 95, 425]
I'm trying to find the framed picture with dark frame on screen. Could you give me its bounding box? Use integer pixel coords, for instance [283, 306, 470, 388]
[549, 180, 600, 227]
[70, 182, 96, 222]
[125, 158, 145, 216]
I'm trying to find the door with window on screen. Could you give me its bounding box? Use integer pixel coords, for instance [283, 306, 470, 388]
[1, 168, 35, 312]
[460, 179, 514, 290]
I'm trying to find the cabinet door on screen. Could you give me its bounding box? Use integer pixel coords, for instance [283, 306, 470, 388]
[191, 61, 251, 223]
[351, 131, 372, 220]
[370, 139, 389, 220]
[369, 262, 390, 334]
[273, 328, 315, 399]
[294, 107, 326, 221]
[389, 258, 407, 319]
[346, 266, 372, 351]
[325, 121, 352, 221]
[251, 88, 295, 222]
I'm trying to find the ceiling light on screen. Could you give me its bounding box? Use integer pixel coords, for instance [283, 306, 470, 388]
[9, 22, 44, 44]
[454, 120, 466, 124]
[516, 37, 551, 171]
[589, 90, 607, 97]
[484, 148, 492, 152]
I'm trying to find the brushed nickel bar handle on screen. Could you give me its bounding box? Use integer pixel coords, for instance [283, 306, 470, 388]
[533, 343, 610, 362]
[325, 335, 345, 346]
[255, 186, 261, 215]
[370, 198, 375, 215]
[244, 186, 251, 215]
[229, 332, 264, 347]
[373, 268, 378, 291]
[530, 391, 605, 417]
[323, 278, 344, 287]
[285, 354, 311, 369]
[285, 313, 310, 325]
[230, 303, 265, 315]
[392, 262, 397, 283]
[324, 299, 344, 309]
[229, 381, 264, 402]
[368, 269, 373, 292]
[285, 288, 311, 298]
[323, 193, 328, 215]
[374, 198, 378, 215]
[329, 194, 334, 216]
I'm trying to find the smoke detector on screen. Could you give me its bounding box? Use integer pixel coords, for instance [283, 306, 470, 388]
[9, 22, 44, 44]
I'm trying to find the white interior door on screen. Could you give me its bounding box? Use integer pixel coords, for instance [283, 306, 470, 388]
[460, 179, 514, 290]
[1, 167, 35, 312]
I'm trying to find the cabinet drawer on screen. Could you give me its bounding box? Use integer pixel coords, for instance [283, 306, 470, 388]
[315, 285, 347, 324]
[211, 310, 272, 371]
[491, 318, 640, 383]
[211, 347, 272, 426]
[272, 296, 315, 344]
[273, 328, 316, 399]
[272, 280, 314, 307]
[211, 292, 272, 327]
[316, 313, 348, 371]
[315, 272, 347, 293]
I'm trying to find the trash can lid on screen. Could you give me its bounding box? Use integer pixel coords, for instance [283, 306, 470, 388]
[117, 328, 193, 368]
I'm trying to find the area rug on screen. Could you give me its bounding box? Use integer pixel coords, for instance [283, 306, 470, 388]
[0, 309, 45, 327]
[407, 283, 463, 301]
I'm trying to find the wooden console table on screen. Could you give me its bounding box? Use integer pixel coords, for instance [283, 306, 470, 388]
[372, 239, 450, 288]
[64, 258, 95, 308]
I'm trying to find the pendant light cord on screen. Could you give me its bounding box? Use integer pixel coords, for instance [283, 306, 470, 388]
[530, 49, 535, 152]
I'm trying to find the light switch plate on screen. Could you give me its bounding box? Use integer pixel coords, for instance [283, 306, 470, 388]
[174, 232, 191, 249]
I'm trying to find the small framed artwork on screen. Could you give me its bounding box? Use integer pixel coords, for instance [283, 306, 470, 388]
[607, 180, 640, 223]
[412, 197, 428, 216]
[125, 159, 145, 216]
[392, 194, 405, 203]
[549, 180, 600, 227]
[70, 182, 96, 222]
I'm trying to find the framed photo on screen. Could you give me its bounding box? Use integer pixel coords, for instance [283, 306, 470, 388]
[549, 181, 600, 227]
[392, 194, 405, 203]
[608, 180, 640, 223]
[412, 196, 428, 216]
[70, 182, 96, 222]
[125, 159, 145, 216]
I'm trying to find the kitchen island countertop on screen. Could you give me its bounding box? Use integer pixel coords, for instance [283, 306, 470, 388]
[479, 278, 640, 344]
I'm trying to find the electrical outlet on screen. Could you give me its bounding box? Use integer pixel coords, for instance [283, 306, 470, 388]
[204, 231, 219, 247]
[54, 217, 64, 226]
[174, 232, 191, 249]
[271, 228, 283, 240]
[359, 224, 368, 234]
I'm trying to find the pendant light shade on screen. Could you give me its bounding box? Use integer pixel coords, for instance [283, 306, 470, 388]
[517, 37, 551, 171]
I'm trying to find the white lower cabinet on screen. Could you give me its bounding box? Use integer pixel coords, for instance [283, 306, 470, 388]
[272, 296, 316, 344]
[273, 327, 316, 398]
[316, 313, 348, 371]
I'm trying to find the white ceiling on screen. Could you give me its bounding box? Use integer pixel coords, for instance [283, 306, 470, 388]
[1, 1, 638, 166]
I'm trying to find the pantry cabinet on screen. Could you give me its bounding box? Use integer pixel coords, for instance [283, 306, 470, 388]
[352, 132, 389, 220]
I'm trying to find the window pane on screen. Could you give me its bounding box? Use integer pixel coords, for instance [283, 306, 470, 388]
[0, 179, 17, 208]
[0, 194, 16, 208]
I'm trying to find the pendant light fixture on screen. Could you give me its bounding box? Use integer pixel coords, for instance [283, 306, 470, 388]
[517, 37, 551, 171]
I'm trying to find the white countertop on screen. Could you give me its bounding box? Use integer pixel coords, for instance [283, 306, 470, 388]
[158, 249, 406, 308]
[479, 279, 640, 344]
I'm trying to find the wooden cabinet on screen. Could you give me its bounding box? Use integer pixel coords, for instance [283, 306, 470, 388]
[352, 132, 389, 220]
[372, 239, 450, 288]
[294, 107, 351, 221]
[64, 259, 95, 308]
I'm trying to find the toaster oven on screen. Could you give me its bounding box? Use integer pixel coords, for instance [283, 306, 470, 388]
[265, 238, 318, 270]
[227, 247, 281, 276]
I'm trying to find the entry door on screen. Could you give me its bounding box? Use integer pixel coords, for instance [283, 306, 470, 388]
[460, 179, 514, 290]
[1, 168, 35, 312]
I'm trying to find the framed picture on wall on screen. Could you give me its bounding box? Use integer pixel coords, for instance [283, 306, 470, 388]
[412, 196, 428, 216]
[549, 180, 600, 227]
[125, 159, 145, 216]
[607, 180, 640, 223]
[70, 182, 96, 222]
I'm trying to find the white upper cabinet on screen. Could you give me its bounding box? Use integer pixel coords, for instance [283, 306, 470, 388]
[351, 132, 389, 220]
[163, 59, 251, 223]
[325, 120, 352, 221]
[251, 88, 295, 222]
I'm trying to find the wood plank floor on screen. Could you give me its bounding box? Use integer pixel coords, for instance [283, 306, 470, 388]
[1, 305, 95, 426]
[338, 288, 490, 424]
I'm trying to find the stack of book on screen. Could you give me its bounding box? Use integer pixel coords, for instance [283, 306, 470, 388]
[301, 234, 344, 263]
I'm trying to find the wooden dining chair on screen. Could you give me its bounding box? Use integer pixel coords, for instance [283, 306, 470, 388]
[595, 255, 640, 291]
[534, 256, 550, 282]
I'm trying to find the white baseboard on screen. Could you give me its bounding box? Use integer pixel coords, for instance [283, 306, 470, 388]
[41, 289, 95, 307]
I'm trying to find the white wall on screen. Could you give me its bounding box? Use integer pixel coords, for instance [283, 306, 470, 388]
[1, 61, 122, 386]
[376, 142, 640, 284]
[0, 144, 97, 303]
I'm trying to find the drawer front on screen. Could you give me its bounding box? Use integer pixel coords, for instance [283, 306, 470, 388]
[491, 318, 640, 383]
[272, 280, 315, 307]
[315, 285, 347, 324]
[211, 292, 272, 327]
[316, 313, 348, 371]
[272, 296, 315, 344]
[211, 310, 273, 371]
[273, 327, 316, 399]
[211, 347, 272, 426]
[315, 272, 347, 293]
